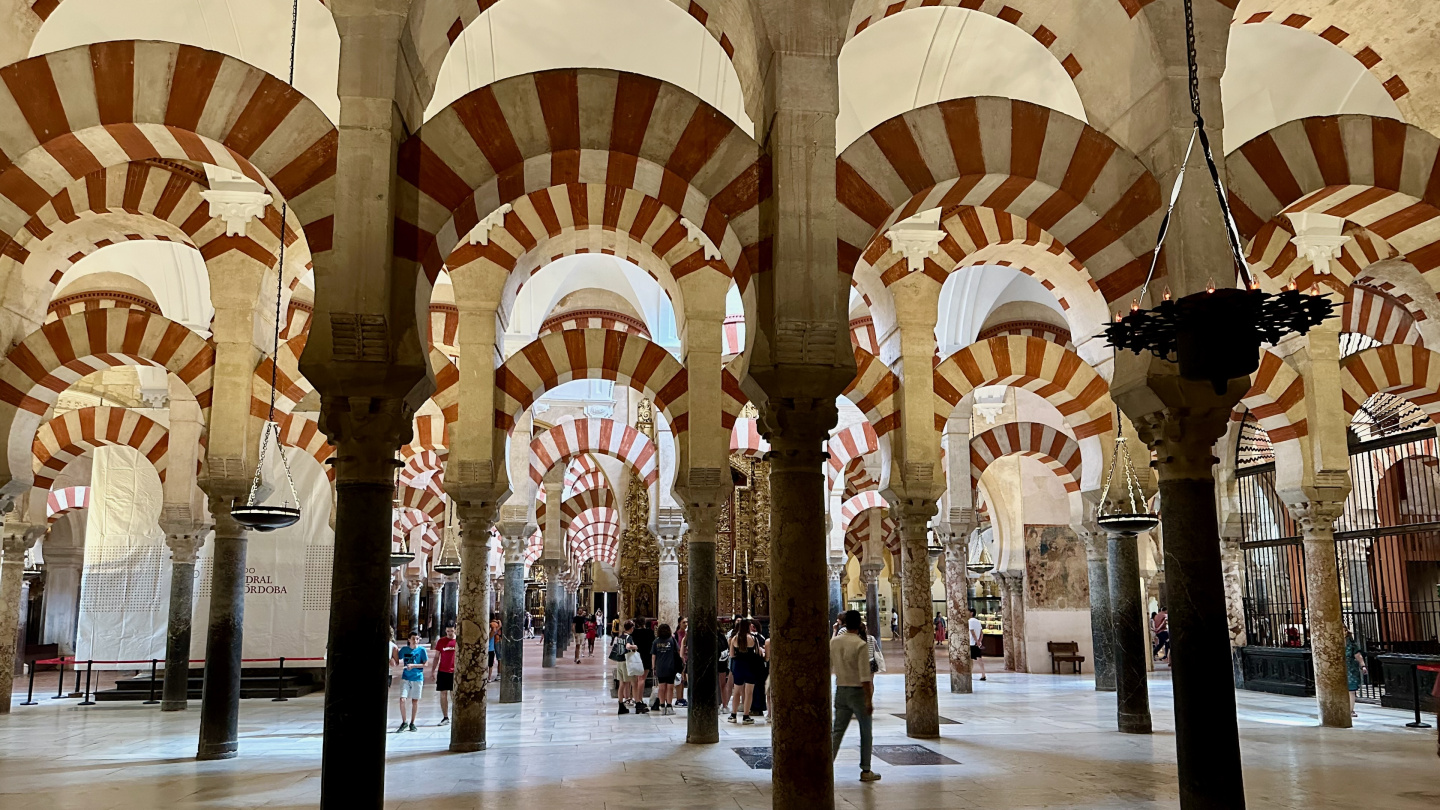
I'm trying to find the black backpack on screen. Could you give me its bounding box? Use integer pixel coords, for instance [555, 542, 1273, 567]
[608, 634, 628, 662]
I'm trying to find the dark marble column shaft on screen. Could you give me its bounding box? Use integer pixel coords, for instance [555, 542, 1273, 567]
[685, 508, 720, 744]
[1108, 531, 1151, 733]
[541, 561, 560, 668]
[500, 558, 525, 703]
[161, 535, 200, 711]
[1085, 533, 1116, 692]
[197, 501, 247, 760]
[827, 563, 844, 628]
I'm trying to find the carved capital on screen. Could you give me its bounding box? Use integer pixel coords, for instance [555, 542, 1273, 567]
[827, 562, 846, 581]
[2, 523, 44, 557]
[758, 396, 839, 455]
[1286, 500, 1346, 538]
[858, 561, 883, 587]
[319, 396, 415, 485]
[1133, 406, 1233, 483]
[164, 531, 206, 564]
[656, 535, 681, 565]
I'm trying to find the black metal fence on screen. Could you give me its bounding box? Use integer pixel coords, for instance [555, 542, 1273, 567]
[1237, 424, 1440, 701]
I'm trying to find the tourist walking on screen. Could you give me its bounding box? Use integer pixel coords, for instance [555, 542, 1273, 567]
[387, 629, 399, 691]
[396, 631, 428, 732]
[585, 613, 598, 657]
[728, 618, 762, 724]
[934, 611, 947, 646]
[675, 617, 689, 707]
[891, 609, 899, 639]
[1345, 627, 1368, 717]
[433, 625, 457, 725]
[573, 608, 588, 663]
[486, 618, 501, 683]
[632, 618, 657, 710]
[969, 609, 987, 681]
[652, 623, 681, 714]
[831, 610, 880, 783]
[1152, 609, 1170, 661]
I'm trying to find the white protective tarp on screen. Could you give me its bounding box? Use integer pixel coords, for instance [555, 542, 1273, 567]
[190, 445, 334, 662]
[75, 445, 169, 667]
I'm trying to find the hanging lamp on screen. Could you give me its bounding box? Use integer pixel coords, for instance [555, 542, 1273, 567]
[229, 0, 303, 533]
[432, 496, 462, 575]
[1100, 0, 1333, 394]
[389, 462, 416, 568]
[1095, 430, 1159, 536]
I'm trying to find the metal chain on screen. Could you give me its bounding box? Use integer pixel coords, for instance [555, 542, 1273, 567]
[244, 0, 302, 509]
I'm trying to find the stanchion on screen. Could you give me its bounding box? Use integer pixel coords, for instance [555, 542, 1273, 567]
[143, 659, 160, 705]
[1406, 663, 1433, 729]
[53, 658, 66, 699]
[273, 656, 288, 702]
[20, 664, 38, 705]
[78, 660, 95, 706]
[71, 662, 82, 697]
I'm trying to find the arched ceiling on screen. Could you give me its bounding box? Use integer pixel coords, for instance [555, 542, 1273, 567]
[936, 264, 1065, 358]
[60, 241, 215, 337]
[503, 254, 680, 358]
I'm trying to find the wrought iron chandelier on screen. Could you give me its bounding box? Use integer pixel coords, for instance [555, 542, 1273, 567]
[1101, 0, 1334, 395]
[229, 0, 303, 533]
[1095, 434, 1158, 536]
[432, 498, 462, 575]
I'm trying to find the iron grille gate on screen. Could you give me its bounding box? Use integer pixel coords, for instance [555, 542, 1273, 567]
[1237, 426, 1440, 702]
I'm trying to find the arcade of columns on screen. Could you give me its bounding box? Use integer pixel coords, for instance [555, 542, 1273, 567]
[1, 2, 1439, 810]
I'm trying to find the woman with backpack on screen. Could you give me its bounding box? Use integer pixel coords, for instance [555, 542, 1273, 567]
[652, 623, 681, 715]
[728, 618, 762, 724]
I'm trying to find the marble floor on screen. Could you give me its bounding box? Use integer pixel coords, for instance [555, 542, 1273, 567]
[2, 640, 1437, 809]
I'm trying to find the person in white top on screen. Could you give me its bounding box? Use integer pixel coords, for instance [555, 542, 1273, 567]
[968, 609, 987, 682]
[830, 610, 881, 783]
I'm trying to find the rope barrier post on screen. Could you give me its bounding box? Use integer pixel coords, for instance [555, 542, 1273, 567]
[78, 660, 95, 706]
[53, 657, 65, 699]
[143, 659, 160, 705]
[1406, 663, 1432, 729]
[20, 663, 38, 705]
[273, 657, 288, 702]
[72, 661, 82, 696]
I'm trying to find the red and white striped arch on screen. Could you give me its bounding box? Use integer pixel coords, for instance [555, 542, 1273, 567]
[46, 485, 90, 522]
[275, 412, 336, 481]
[837, 97, 1161, 306]
[429, 303, 460, 357]
[1339, 343, 1440, 420]
[839, 490, 890, 533]
[843, 507, 898, 559]
[968, 421, 1082, 494]
[1, 309, 213, 484]
[0, 43, 336, 270]
[842, 456, 880, 501]
[1227, 116, 1440, 284]
[540, 309, 650, 339]
[526, 418, 659, 499]
[495, 329, 690, 434]
[1235, 10, 1412, 106]
[850, 316, 879, 354]
[827, 422, 880, 495]
[401, 449, 447, 491]
[47, 291, 161, 323]
[394, 69, 760, 285]
[404, 413, 448, 460]
[32, 406, 168, 490]
[252, 334, 311, 420]
[976, 319, 1073, 348]
[1241, 351, 1309, 444]
[729, 417, 769, 458]
[571, 529, 620, 567]
[933, 335, 1111, 439]
[1345, 284, 1424, 347]
[1245, 220, 1399, 293]
[557, 488, 617, 534]
[564, 454, 609, 496]
[844, 347, 901, 438]
[399, 482, 447, 524]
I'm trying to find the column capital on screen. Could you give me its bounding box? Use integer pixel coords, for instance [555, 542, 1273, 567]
[656, 535, 681, 565]
[858, 561, 883, 586]
[827, 562, 846, 581]
[1285, 500, 1346, 536]
[199, 167, 272, 237]
[319, 396, 415, 485]
[2, 523, 44, 557]
[757, 396, 841, 452]
[164, 531, 207, 564]
[1131, 403, 1236, 482]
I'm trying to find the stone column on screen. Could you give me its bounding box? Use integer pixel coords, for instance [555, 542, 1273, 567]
[942, 534, 973, 694]
[683, 504, 722, 744]
[1128, 395, 1247, 809]
[161, 527, 205, 711]
[39, 545, 81, 655]
[15, 576, 30, 676]
[1108, 529, 1152, 734]
[657, 535, 680, 630]
[443, 575, 459, 629]
[541, 561, 560, 668]
[1219, 534, 1247, 688]
[450, 508, 494, 752]
[1289, 501, 1351, 728]
[1083, 530, 1116, 692]
[826, 562, 845, 628]
[762, 398, 839, 803]
[887, 569, 902, 639]
[197, 495, 248, 759]
[896, 501, 939, 737]
[0, 524, 44, 712]
[998, 572, 1027, 672]
[860, 562, 883, 642]
[407, 575, 423, 638]
[499, 526, 528, 703]
[390, 572, 402, 639]
[428, 575, 443, 640]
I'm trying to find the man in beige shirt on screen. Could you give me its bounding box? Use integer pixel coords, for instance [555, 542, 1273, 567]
[830, 610, 880, 782]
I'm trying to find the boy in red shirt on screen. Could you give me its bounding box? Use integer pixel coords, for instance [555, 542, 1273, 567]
[433, 625, 458, 725]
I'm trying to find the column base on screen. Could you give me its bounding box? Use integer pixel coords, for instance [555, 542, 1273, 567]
[1095, 684, 1117, 694]
[449, 742, 486, 753]
[1117, 712, 1153, 735]
[196, 744, 238, 760]
[160, 700, 187, 712]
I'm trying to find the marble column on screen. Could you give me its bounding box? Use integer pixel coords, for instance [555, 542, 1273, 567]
[428, 576, 443, 641]
[443, 576, 459, 629]
[998, 572, 1027, 672]
[1290, 501, 1351, 728]
[1219, 534, 1248, 688]
[161, 528, 204, 711]
[896, 501, 939, 737]
[762, 398, 838, 805]
[15, 576, 30, 677]
[541, 561, 560, 668]
[657, 535, 680, 630]
[0, 524, 42, 714]
[197, 496, 248, 759]
[407, 576, 423, 638]
[499, 530, 527, 703]
[450, 511, 492, 753]
[1083, 530, 1116, 692]
[684, 504, 721, 744]
[390, 573, 402, 639]
[39, 545, 82, 655]
[826, 562, 844, 628]
[941, 535, 973, 694]
[1108, 530, 1151, 734]
[860, 562, 882, 642]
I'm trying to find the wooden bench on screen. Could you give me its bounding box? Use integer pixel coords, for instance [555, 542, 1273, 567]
[1048, 641, 1085, 674]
